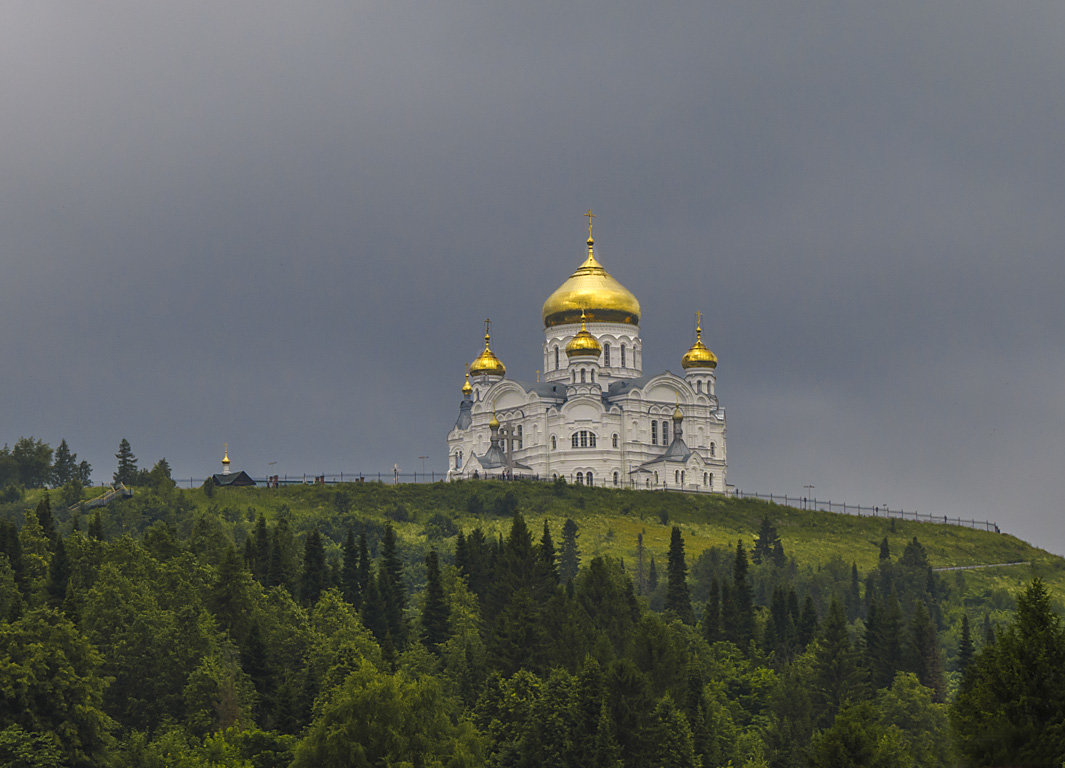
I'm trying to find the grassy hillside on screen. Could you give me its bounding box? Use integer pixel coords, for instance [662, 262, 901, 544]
[47, 477, 1063, 616]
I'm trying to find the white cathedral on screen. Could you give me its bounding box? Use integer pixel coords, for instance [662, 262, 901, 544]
[447, 215, 727, 492]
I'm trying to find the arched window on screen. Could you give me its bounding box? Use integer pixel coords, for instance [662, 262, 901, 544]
[580, 369, 586, 383]
[589, 432, 596, 447]
[703, 472, 708, 486]
[681, 470, 685, 484]
[572, 433, 580, 448]
[710, 442, 716, 457]
[654, 471, 658, 484]
[662, 421, 669, 444]
[576, 471, 584, 485]
[554, 347, 560, 369]
[709, 473, 714, 488]
[586, 472, 593, 487]
[651, 421, 658, 445]
[551, 436, 557, 450]
[517, 425, 523, 449]
[454, 451, 461, 469]
[675, 470, 680, 484]
[613, 471, 619, 486]
[612, 433, 618, 448]
[603, 343, 611, 367]
[696, 381, 702, 393]
[621, 344, 627, 367]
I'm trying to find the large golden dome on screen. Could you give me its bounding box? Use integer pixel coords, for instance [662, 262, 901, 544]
[542, 236, 640, 328]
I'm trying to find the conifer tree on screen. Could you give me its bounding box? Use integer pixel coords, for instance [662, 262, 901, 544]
[113, 438, 138, 485]
[847, 562, 861, 620]
[420, 549, 450, 653]
[647, 556, 658, 592]
[242, 536, 255, 570]
[752, 516, 780, 565]
[46, 535, 70, 606]
[378, 524, 407, 644]
[957, 614, 975, 674]
[252, 514, 270, 583]
[703, 576, 721, 643]
[879, 536, 891, 560]
[341, 528, 359, 606]
[665, 526, 694, 624]
[725, 540, 754, 647]
[51, 439, 78, 487]
[360, 566, 388, 643]
[540, 521, 558, 584]
[559, 518, 580, 585]
[454, 529, 468, 573]
[35, 493, 56, 545]
[906, 600, 945, 700]
[300, 529, 327, 606]
[591, 700, 623, 768]
[88, 511, 103, 541]
[982, 611, 995, 646]
[798, 595, 818, 648]
[812, 598, 867, 726]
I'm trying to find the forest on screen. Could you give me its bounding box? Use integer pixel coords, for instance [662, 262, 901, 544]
[0, 437, 1063, 767]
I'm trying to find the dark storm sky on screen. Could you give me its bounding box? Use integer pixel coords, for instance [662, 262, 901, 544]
[3, 3, 1064, 553]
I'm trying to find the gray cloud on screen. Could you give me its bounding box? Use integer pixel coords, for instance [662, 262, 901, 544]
[3, 2, 1064, 551]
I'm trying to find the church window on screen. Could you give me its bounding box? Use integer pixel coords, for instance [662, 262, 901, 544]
[589, 432, 596, 448]
[517, 425, 523, 449]
[590, 370, 595, 383]
[604, 343, 611, 366]
[572, 433, 580, 448]
[586, 472, 593, 487]
[703, 472, 708, 486]
[576, 472, 584, 485]
[551, 436, 557, 450]
[675, 470, 679, 484]
[662, 421, 669, 444]
[710, 442, 716, 457]
[654, 471, 658, 484]
[709, 473, 714, 488]
[554, 347, 560, 369]
[580, 369, 586, 383]
[612, 433, 618, 448]
[681, 470, 685, 484]
[651, 421, 658, 444]
[696, 381, 702, 393]
[621, 344, 627, 367]
[613, 471, 619, 486]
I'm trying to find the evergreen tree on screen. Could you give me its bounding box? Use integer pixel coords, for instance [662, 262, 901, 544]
[46, 535, 70, 606]
[982, 611, 995, 646]
[540, 521, 558, 584]
[665, 526, 694, 624]
[252, 514, 270, 583]
[957, 614, 975, 674]
[360, 567, 388, 643]
[88, 511, 103, 541]
[300, 528, 327, 606]
[879, 536, 891, 560]
[703, 576, 721, 643]
[51, 439, 78, 487]
[812, 598, 867, 726]
[77, 459, 93, 486]
[591, 701, 623, 768]
[846, 562, 861, 620]
[378, 524, 407, 645]
[906, 600, 945, 700]
[35, 493, 56, 544]
[113, 438, 138, 485]
[799, 595, 818, 648]
[421, 549, 450, 652]
[648, 556, 658, 592]
[341, 528, 359, 606]
[559, 518, 580, 585]
[356, 531, 370, 605]
[725, 540, 754, 647]
[752, 516, 780, 565]
[866, 592, 904, 689]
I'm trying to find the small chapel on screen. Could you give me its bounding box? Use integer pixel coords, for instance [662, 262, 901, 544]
[446, 213, 727, 492]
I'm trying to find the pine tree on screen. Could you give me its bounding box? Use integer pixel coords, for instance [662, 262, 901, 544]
[253, 514, 270, 583]
[46, 535, 70, 606]
[378, 524, 407, 645]
[360, 567, 388, 643]
[341, 528, 359, 606]
[879, 536, 891, 560]
[846, 562, 861, 620]
[51, 439, 78, 487]
[703, 576, 721, 643]
[559, 518, 580, 585]
[725, 540, 754, 647]
[958, 614, 975, 674]
[540, 521, 558, 584]
[300, 529, 327, 606]
[113, 438, 138, 485]
[982, 611, 995, 646]
[812, 598, 867, 726]
[648, 556, 658, 591]
[356, 531, 370, 606]
[35, 494, 56, 545]
[907, 601, 945, 700]
[752, 516, 780, 565]
[665, 526, 694, 624]
[798, 595, 818, 648]
[420, 549, 450, 652]
[590, 700, 624, 768]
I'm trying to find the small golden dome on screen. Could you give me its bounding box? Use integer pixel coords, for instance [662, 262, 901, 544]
[469, 321, 506, 377]
[222, 444, 230, 465]
[565, 310, 602, 359]
[461, 369, 473, 396]
[682, 314, 718, 370]
[672, 405, 684, 421]
[542, 224, 641, 328]
[489, 412, 500, 429]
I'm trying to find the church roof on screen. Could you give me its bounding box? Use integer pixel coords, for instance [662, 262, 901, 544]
[635, 435, 693, 470]
[211, 471, 256, 487]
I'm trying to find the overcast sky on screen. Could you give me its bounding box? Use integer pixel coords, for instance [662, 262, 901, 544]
[3, 3, 1064, 553]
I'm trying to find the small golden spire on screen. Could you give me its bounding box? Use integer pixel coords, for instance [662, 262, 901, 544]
[461, 365, 473, 396]
[695, 310, 703, 340]
[585, 209, 596, 241]
[536, 369, 540, 382]
[222, 443, 230, 465]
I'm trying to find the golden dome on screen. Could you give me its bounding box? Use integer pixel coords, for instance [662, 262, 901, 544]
[489, 412, 500, 429]
[542, 232, 640, 328]
[461, 369, 473, 396]
[565, 310, 602, 358]
[682, 314, 718, 370]
[672, 405, 684, 421]
[469, 321, 506, 377]
[221, 444, 230, 465]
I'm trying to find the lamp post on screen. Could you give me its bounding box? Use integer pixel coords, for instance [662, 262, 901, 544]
[803, 484, 815, 510]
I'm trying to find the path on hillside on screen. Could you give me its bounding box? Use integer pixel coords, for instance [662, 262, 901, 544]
[932, 561, 1031, 572]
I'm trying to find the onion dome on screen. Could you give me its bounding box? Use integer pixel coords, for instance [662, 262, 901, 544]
[489, 412, 500, 430]
[461, 369, 473, 396]
[681, 313, 718, 370]
[221, 445, 231, 467]
[542, 216, 640, 328]
[565, 310, 602, 359]
[672, 405, 684, 422]
[469, 320, 506, 377]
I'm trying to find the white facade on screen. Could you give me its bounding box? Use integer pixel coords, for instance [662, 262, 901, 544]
[447, 230, 727, 492]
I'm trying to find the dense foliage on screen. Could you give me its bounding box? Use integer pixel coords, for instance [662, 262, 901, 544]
[0, 478, 1060, 766]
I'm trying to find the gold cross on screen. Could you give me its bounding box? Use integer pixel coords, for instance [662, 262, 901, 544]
[484, 317, 491, 338]
[585, 209, 596, 239]
[695, 310, 702, 329]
